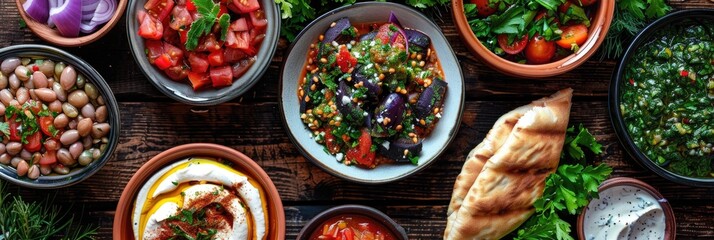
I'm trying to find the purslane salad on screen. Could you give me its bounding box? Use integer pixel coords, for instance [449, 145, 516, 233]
[298, 13, 447, 168]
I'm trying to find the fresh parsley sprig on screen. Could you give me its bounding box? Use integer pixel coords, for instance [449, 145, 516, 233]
[185, 0, 231, 51]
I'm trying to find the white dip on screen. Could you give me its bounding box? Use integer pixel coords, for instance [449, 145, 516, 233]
[583, 185, 666, 240]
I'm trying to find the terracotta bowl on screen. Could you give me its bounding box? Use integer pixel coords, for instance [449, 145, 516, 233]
[451, 0, 614, 78]
[15, 0, 128, 47]
[296, 205, 408, 240]
[113, 143, 285, 239]
[577, 177, 676, 240]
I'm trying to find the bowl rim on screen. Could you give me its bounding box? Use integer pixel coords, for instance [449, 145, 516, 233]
[295, 204, 409, 240]
[0, 44, 120, 189]
[576, 177, 676, 240]
[15, 0, 129, 47]
[278, 1, 465, 184]
[451, 0, 615, 78]
[112, 143, 286, 239]
[609, 9, 714, 187]
[125, 0, 281, 106]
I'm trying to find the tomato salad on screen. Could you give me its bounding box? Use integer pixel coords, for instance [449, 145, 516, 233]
[136, 0, 267, 90]
[309, 214, 396, 240]
[464, 0, 595, 64]
[299, 13, 447, 169]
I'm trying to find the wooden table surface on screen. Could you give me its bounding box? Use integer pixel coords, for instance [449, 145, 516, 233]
[1, 0, 714, 239]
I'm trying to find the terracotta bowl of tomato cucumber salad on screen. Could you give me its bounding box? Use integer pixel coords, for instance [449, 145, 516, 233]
[296, 205, 408, 240]
[126, 0, 279, 105]
[452, 0, 614, 78]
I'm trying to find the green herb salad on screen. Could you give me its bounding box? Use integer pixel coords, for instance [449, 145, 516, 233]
[620, 21, 714, 177]
[297, 13, 447, 169]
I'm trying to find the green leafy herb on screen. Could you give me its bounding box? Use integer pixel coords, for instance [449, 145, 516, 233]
[512, 125, 612, 240]
[0, 122, 8, 137]
[19, 19, 26, 29]
[218, 14, 231, 41]
[185, 0, 230, 50]
[598, 0, 671, 59]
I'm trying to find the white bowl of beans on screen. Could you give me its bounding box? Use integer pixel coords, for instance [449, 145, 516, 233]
[0, 44, 119, 189]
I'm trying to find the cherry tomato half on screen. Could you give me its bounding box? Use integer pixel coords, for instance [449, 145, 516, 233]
[497, 34, 528, 55]
[525, 35, 556, 64]
[470, 0, 498, 17]
[556, 24, 589, 50]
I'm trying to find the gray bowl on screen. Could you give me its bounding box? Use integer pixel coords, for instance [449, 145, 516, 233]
[279, 2, 465, 184]
[126, 0, 280, 106]
[296, 205, 409, 240]
[0, 44, 120, 189]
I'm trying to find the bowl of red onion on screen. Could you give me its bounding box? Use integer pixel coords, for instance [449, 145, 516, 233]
[16, 0, 127, 47]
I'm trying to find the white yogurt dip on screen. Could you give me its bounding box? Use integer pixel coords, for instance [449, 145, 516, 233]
[583, 185, 666, 240]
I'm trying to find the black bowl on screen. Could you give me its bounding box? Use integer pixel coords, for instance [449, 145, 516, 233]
[609, 9, 714, 187]
[296, 204, 408, 240]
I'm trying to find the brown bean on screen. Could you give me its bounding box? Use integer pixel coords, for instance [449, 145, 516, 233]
[62, 102, 78, 118]
[31, 71, 47, 88]
[0, 153, 11, 164]
[23, 77, 34, 89]
[8, 100, 19, 109]
[77, 118, 93, 137]
[91, 123, 111, 138]
[78, 150, 93, 166]
[39, 59, 54, 78]
[0, 73, 7, 89]
[44, 139, 59, 151]
[8, 74, 20, 90]
[81, 104, 95, 120]
[16, 160, 28, 176]
[15, 66, 30, 81]
[54, 113, 69, 128]
[30, 153, 41, 165]
[16, 87, 28, 105]
[0, 143, 6, 155]
[10, 157, 22, 167]
[84, 83, 98, 99]
[60, 66, 76, 90]
[57, 148, 76, 166]
[68, 90, 89, 108]
[0, 89, 12, 106]
[68, 119, 78, 129]
[49, 100, 62, 112]
[91, 148, 101, 160]
[54, 62, 65, 79]
[69, 142, 83, 159]
[1, 58, 20, 75]
[60, 130, 80, 145]
[39, 164, 51, 175]
[27, 165, 40, 179]
[96, 95, 104, 105]
[0, 105, 5, 116]
[52, 164, 70, 175]
[20, 149, 31, 161]
[76, 74, 85, 89]
[83, 136, 92, 149]
[53, 82, 66, 101]
[34, 88, 57, 103]
[6, 142, 21, 156]
[95, 106, 107, 123]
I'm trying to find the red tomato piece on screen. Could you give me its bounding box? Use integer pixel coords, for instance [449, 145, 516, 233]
[138, 13, 164, 40]
[232, 0, 260, 13]
[341, 228, 354, 240]
[154, 55, 173, 70]
[185, 0, 196, 11]
[39, 150, 57, 166]
[569, 0, 597, 7]
[324, 127, 340, 154]
[249, 10, 267, 30]
[23, 131, 42, 152]
[346, 129, 376, 168]
[470, 0, 498, 17]
[224, 48, 247, 64]
[230, 18, 250, 32]
[224, 31, 239, 49]
[7, 115, 20, 142]
[559, 1, 572, 12]
[188, 53, 209, 73]
[231, 57, 255, 78]
[163, 42, 184, 66]
[374, 23, 406, 47]
[250, 28, 265, 46]
[187, 71, 212, 90]
[336, 46, 357, 73]
[208, 50, 225, 67]
[146, 0, 174, 21]
[525, 35, 556, 64]
[556, 24, 588, 50]
[236, 31, 256, 55]
[169, 5, 193, 31]
[179, 30, 188, 44]
[164, 65, 189, 81]
[39, 116, 55, 137]
[210, 66, 234, 88]
[196, 34, 223, 52]
[497, 34, 528, 55]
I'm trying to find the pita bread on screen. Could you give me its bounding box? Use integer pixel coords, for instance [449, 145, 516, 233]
[444, 89, 573, 240]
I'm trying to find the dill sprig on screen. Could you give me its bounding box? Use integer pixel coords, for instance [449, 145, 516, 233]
[0, 181, 98, 240]
[597, 0, 671, 59]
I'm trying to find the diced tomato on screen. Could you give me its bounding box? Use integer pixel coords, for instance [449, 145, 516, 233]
[196, 34, 223, 52]
[497, 34, 528, 55]
[210, 66, 234, 88]
[169, 5, 194, 31]
[188, 53, 209, 73]
[219, 5, 229, 17]
[341, 228, 354, 240]
[39, 116, 55, 137]
[324, 127, 340, 154]
[164, 65, 189, 81]
[232, 0, 260, 13]
[224, 31, 239, 49]
[154, 55, 173, 70]
[23, 131, 42, 152]
[162, 27, 180, 46]
[138, 13, 164, 40]
[6, 115, 20, 142]
[208, 50, 225, 66]
[231, 57, 255, 78]
[186, 0, 196, 11]
[345, 129, 375, 168]
[145, 40, 165, 64]
[226, 1, 241, 14]
[336, 46, 357, 73]
[146, 0, 174, 21]
[374, 23, 405, 47]
[179, 30, 188, 44]
[236, 31, 256, 55]
[224, 48, 247, 64]
[249, 10, 267, 30]
[163, 42, 185, 65]
[38, 150, 57, 166]
[249, 28, 265, 46]
[230, 18, 250, 32]
[187, 71, 212, 90]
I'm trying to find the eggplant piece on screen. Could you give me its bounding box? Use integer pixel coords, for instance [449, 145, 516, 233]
[359, 31, 378, 42]
[374, 93, 406, 134]
[336, 81, 366, 125]
[377, 138, 423, 163]
[352, 65, 382, 102]
[404, 29, 430, 48]
[414, 77, 448, 121]
[322, 17, 352, 44]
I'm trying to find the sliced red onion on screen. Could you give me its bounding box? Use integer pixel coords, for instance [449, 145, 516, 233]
[47, 0, 64, 27]
[81, 0, 100, 21]
[388, 11, 402, 28]
[23, 0, 50, 23]
[388, 12, 409, 55]
[49, 0, 81, 37]
[79, 0, 116, 33]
